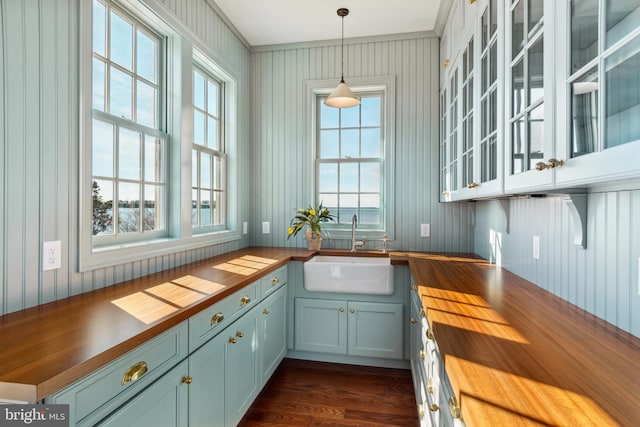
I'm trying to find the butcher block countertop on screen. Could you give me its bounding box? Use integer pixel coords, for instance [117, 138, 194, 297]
[0, 247, 315, 402]
[390, 252, 640, 427]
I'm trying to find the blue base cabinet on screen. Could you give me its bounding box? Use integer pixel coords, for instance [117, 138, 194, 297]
[294, 297, 403, 360]
[259, 285, 288, 384]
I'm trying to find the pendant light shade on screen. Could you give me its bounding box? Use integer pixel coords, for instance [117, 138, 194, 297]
[325, 8, 360, 108]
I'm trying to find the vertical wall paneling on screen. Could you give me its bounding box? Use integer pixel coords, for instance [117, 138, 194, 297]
[0, 0, 250, 315]
[474, 192, 640, 337]
[251, 35, 474, 253]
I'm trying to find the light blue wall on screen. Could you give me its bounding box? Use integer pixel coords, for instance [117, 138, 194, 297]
[0, 0, 251, 315]
[249, 35, 475, 253]
[474, 193, 640, 337]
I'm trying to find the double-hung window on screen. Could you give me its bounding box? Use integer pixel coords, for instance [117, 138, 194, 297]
[91, 0, 167, 244]
[192, 66, 226, 232]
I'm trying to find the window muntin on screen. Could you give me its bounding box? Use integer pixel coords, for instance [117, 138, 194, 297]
[91, 0, 168, 244]
[316, 94, 384, 229]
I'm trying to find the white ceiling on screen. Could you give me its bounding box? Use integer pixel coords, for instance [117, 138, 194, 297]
[213, 0, 445, 47]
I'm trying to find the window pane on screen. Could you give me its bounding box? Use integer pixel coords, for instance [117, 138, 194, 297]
[110, 11, 133, 70]
[338, 194, 358, 224]
[528, 35, 544, 105]
[136, 30, 156, 83]
[93, 58, 106, 111]
[144, 136, 162, 182]
[318, 193, 338, 211]
[119, 128, 141, 180]
[191, 189, 198, 226]
[319, 130, 339, 158]
[361, 97, 381, 127]
[207, 117, 218, 149]
[571, 0, 598, 72]
[512, 58, 524, 116]
[512, 0, 525, 58]
[192, 150, 198, 187]
[571, 68, 599, 157]
[341, 129, 359, 158]
[606, 0, 640, 48]
[194, 71, 205, 110]
[318, 163, 338, 192]
[213, 155, 222, 190]
[194, 110, 205, 145]
[340, 163, 358, 192]
[93, 0, 106, 57]
[605, 35, 640, 149]
[360, 163, 380, 192]
[118, 182, 140, 233]
[143, 184, 161, 231]
[360, 194, 380, 225]
[110, 66, 132, 119]
[341, 105, 359, 128]
[320, 102, 339, 128]
[136, 80, 156, 128]
[208, 80, 219, 116]
[528, 103, 545, 169]
[92, 179, 113, 235]
[200, 190, 211, 226]
[201, 152, 211, 189]
[92, 119, 114, 177]
[361, 128, 381, 157]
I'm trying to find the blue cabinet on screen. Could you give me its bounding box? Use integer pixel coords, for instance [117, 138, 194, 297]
[188, 331, 226, 427]
[259, 284, 287, 384]
[294, 297, 403, 359]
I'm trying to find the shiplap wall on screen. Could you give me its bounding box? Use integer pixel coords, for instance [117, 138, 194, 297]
[0, 0, 251, 315]
[474, 193, 640, 337]
[249, 35, 475, 252]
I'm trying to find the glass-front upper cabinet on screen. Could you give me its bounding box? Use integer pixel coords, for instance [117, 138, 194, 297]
[555, 0, 640, 186]
[504, 0, 555, 191]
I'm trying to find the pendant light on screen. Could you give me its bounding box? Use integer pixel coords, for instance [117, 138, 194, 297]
[325, 8, 360, 108]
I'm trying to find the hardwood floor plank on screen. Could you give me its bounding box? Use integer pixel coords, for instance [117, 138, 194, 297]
[239, 359, 419, 427]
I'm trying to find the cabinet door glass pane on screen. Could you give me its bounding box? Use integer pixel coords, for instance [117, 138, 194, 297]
[512, 59, 524, 116]
[528, 36, 544, 105]
[571, 0, 599, 73]
[528, 104, 545, 169]
[605, 34, 640, 149]
[571, 68, 599, 157]
[528, 0, 544, 35]
[512, 1, 525, 59]
[512, 119, 525, 174]
[606, 1, 640, 48]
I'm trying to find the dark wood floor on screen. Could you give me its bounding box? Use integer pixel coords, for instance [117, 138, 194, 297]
[239, 358, 419, 427]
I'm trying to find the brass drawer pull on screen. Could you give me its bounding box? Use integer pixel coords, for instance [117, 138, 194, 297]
[236, 331, 244, 338]
[263, 309, 270, 315]
[210, 312, 224, 325]
[271, 277, 279, 285]
[122, 361, 148, 386]
[229, 337, 237, 344]
[427, 377, 434, 395]
[449, 396, 462, 419]
[429, 403, 440, 412]
[182, 376, 193, 384]
[410, 318, 418, 324]
[240, 295, 251, 306]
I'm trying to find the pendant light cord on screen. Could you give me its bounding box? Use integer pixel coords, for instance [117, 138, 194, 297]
[340, 13, 345, 83]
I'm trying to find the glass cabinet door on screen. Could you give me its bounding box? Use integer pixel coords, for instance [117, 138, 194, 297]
[479, 0, 499, 187]
[557, 0, 640, 185]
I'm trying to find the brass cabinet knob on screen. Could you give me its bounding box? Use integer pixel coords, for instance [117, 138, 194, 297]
[240, 295, 251, 306]
[443, 59, 450, 68]
[418, 403, 425, 418]
[236, 331, 244, 338]
[182, 376, 193, 384]
[419, 308, 426, 318]
[349, 308, 355, 314]
[271, 277, 279, 285]
[420, 349, 426, 360]
[427, 377, 434, 395]
[441, 191, 450, 196]
[263, 309, 270, 315]
[536, 158, 564, 171]
[449, 396, 462, 419]
[210, 312, 224, 326]
[429, 403, 440, 412]
[339, 307, 345, 312]
[427, 328, 435, 340]
[122, 361, 148, 386]
[410, 318, 418, 324]
[229, 337, 237, 344]
[467, 182, 479, 189]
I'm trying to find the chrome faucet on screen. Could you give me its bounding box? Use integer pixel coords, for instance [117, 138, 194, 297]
[350, 214, 366, 252]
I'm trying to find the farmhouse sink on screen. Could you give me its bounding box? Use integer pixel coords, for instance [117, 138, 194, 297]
[303, 255, 394, 295]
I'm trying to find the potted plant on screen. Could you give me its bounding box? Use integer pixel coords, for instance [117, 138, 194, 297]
[287, 202, 335, 250]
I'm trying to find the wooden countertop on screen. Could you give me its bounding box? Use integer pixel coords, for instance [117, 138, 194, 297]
[391, 252, 640, 426]
[0, 247, 315, 402]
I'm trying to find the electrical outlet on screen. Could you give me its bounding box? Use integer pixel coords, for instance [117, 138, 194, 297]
[420, 224, 430, 237]
[43, 240, 62, 271]
[532, 236, 540, 260]
[262, 221, 270, 234]
[243, 221, 248, 234]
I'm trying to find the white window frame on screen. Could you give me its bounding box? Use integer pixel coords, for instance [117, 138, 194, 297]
[305, 76, 395, 240]
[79, 0, 240, 272]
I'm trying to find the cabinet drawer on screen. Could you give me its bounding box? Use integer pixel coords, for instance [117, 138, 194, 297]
[189, 282, 257, 351]
[47, 322, 188, 425]
[259, 266, 287, 298]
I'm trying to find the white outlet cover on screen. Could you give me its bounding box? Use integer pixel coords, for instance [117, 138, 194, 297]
[243, 221, 248, 234]
[262, 221, 270, 234]
[532, 235, 540, 260]
[43, 240, 62, 271]
[420, 223, 430, 237]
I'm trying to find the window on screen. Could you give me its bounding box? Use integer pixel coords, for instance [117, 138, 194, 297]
[307, 76, 395, 239]
[192, 66, 226, 232]
[80, 0, 240, 271]
[91, 0, 167, 245]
